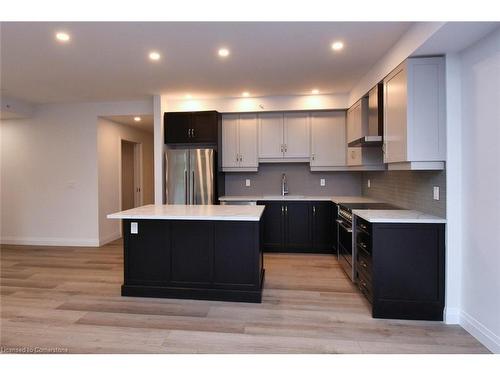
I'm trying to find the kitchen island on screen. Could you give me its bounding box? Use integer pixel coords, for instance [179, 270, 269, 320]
[108, 204, 265, 303]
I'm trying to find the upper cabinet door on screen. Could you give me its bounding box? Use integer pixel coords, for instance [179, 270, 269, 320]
[310, 111, 346, 168]
[191, 111, 219, 143]
[238, 114, 258, 168]
[284, 113, 310, 159]
[164, 112, 192, 144]
[384, 64, 408, 163]
[258, 113, 284, 159]
[222, 114, 240, 169]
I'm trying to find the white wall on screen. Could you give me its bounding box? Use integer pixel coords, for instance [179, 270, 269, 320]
[458, 28, 500, 353]
[0, 100, 152, 246]
[97, 118, 154, 245]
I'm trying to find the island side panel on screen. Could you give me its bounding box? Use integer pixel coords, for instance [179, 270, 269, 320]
[121, 218, 263, 303]
[213, 221, 262, 289]
[122, 219, 171, 286]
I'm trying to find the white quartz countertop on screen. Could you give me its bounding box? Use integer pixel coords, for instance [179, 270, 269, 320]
[219, 195, 380, 204]
[352, 209, 446, 224]
[107, 204, 265, 221]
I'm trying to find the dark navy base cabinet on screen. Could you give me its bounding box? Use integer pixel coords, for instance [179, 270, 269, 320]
[355, 216, 445, 321]
[258, 200, 335, 254]
[122, 219, 264, 303]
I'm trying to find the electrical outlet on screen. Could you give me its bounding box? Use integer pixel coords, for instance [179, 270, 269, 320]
[320, 178, 326, 187]
[245, 179, 251, 187]
[130, 222, 138, 234]
[367, 179, 371, 188]
[433, 186, 440, 200]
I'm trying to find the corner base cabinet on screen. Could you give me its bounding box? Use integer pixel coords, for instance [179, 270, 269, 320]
[122, 219, 264, 303]
[355, 216, 445, 321]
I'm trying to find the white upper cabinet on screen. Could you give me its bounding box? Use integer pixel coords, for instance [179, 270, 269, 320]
[346, 98, 368, 144]
[310, 111, 347, 171]
[222, 113, 258, 172]
[284, 113, 310, 158]
[238, 114, 258, 169]
[383, 57, 446, 170]
[222, 114, 239, 169]
[259, 112, 310, 162]
[258, 113, 284, 160]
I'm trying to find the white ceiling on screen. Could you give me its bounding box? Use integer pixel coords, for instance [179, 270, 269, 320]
[0, 22, 413, 104]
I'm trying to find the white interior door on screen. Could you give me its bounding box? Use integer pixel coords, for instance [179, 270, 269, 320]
[284, 112, 310, 158]
[258, 113, 284, 159]
[310, 111, 346, 167]
[238, 114, 258, 168]
[222, 114, 240, 168]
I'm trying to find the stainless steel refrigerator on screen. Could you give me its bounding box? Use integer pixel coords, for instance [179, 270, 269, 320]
[165, 148, 216, 204]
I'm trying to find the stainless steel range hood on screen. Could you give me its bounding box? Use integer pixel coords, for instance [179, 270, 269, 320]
[348, 82, 384, 148]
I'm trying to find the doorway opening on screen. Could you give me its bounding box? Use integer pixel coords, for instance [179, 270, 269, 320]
[121, 139, 143, 210]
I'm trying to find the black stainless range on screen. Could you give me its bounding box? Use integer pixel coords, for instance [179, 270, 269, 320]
[336, 202, 401, 280]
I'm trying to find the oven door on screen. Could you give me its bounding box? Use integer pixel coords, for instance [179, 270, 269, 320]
[337, 218, 354, 280]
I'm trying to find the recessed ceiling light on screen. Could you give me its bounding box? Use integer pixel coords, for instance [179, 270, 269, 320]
[218, 48, 230, 57]
[242, 92, 250, 97]
[149, 51, 161, 61]
[331, 41, 344, 51]
[55, 32, 70, 42]
[134, 116, 141, 122]
[311, 89, 320, 95]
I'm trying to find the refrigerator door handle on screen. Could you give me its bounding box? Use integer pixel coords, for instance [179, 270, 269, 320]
[184, 169, 188, 203]
[191, 170, 195, 204]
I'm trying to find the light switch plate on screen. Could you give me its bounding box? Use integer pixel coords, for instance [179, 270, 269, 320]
[367, 179, 371, 188]
[130, 222, 138, 234]
[320, 178, 326, 187]
[433, 186, 440, 200]
[245, 179, 251, 187]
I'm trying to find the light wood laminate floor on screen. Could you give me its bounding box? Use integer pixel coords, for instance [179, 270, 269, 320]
[0, 240, 489, 354]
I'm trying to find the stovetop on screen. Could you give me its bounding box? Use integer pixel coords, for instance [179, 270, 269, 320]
[339, 202, 402, 212]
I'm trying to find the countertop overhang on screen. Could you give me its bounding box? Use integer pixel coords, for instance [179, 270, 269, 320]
[352, 209, 446, 224]
[107, 204, 265, 221]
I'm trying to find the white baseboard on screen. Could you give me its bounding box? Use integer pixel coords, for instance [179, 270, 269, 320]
[0, 236, 100, 247]
[444, 307, 461, 324]
[460, 310, 500, 353]
[98, 232, 122, 246]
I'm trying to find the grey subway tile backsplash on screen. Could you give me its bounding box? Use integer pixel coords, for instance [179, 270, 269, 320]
[362, 170, 446, 217]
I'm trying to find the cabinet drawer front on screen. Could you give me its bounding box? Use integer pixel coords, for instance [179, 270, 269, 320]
[357, 246, 372, 280]
[357, 271, 373, 303]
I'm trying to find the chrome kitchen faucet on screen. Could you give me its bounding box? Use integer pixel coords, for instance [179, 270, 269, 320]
[281, 173, 289, 196]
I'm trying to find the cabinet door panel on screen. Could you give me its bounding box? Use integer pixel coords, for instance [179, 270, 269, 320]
[347, 101, 361, 143]
[170, 221, 213, 285]
[310, 112, 346, 167]
[384, 66, 407, 163]
[192, 111, 218, 143]
[214, 222, 259, 287]
[347, 147, 362, 166]
[164, 112, 192, 143]
[284, 113, 310, 158]
[124, 220, 170, 285]
[311, 202, 333, 251]
[222, 114, 239, 168]
[258, 201, 283, 251]
[238, 114, 259, 168]
[259, 113, 284, 159]
[284, 202, 311, 251]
